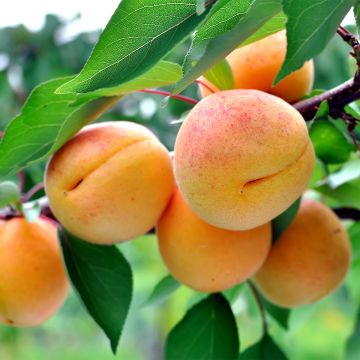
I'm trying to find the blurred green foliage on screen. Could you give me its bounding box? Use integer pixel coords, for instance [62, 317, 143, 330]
[0, 14, 360, 360]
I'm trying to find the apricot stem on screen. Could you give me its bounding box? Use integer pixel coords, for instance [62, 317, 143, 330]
[140, 89, 198, 105]
[22, 182, 45, 202]
[195, 79, 216, 94]
[247, 280, 267, 335]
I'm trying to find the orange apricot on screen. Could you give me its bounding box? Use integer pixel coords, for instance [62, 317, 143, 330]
[157, 190, 271, 293]
[0, 217, 69, 326]
[254, 199, 351, 307]
[45, 121, 175, 244]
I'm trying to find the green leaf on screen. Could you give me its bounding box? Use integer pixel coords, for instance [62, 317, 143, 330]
[272, 198, 301, 242]
[143, 275, 180, 307]
[58, 61, 183, 96]
[327, 158, 360, 189]
[165, 293, 239, 360]
[262, 296, 290, 329]
[346, 308, 360, 360]
[58, 229, 132, 354]
[239, 333, 287, 359]
[21, 201, 41, 223]
[59, 0, 213, 94]
[203, 59, 234, 90]
[0, 181, 20, 208]
[315, 178, 360, 209]
[240, 11, 286, 46]
[275, 0, 355, 84]
[174, 0, 282, 93]
[310, 119, 354, 164]
[0, 77, 117, 179]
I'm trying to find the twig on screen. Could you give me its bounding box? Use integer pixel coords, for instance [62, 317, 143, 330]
[18, 171, 25, 193]
[22, 182, 45, 202]
[247, 280, 267, 335]
[195, 79, 216, 94]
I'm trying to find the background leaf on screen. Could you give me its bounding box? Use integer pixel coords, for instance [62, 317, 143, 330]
[315, 178, 360, 209]
[59, 0, 213, 94]
[143, 275, 180, 307]
[0, 181, 20, 207]
[275, 0, 355, 84]
[203, 59, 234, 90]
[354, 2, 360, 34]
[327, 158, 360, 189]
[310, 119, 354, 164]
[165, 293, 239, 360]
[174, 0, 282, 93]
[59, 229, 133, 354]
[239, 333, 287, 359]
[272, 198, 301, 242]
[346, 308, 360, 360]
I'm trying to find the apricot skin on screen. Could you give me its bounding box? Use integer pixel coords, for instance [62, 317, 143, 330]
[0, 217, 69, 327]
[174, 89, 315, 231]
[199, 30, 314, 103]
[254, 199, 351, 308]
[45, 121, 175, 245]
[157, 190, 271, 293]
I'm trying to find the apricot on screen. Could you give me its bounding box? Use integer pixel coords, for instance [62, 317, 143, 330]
[0, 217, 69, 326]
[198, 30, 314, 103]
[45, 121, 174, 245]
[254, 199, 351, 307]
[157, 189, 271, 293]
[174, 89, 315, 231]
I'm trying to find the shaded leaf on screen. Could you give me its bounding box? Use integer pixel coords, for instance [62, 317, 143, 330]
[59, 229, 132, 354]
[174, 0, 282, 93]
[59, 0, 213, 94]
[310, 119, 354, 164]
[0, 181, 20, 207]
[166, 293, 239, 360]
[275, 0, 355, 84]
[143, 275, 180, 307]
[0, 77, 117, 179]
[262, 296, 290, 329]
[272, 198, 301, 242]
[203, 59, 234, 90]
[239, 333, 287, 359]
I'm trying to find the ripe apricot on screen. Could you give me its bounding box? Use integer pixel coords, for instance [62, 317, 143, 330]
[198, 30, 314, 103]
[0, 217, 69, 326]
[174, 89, 315, 231]
[254, 199, 351, 307]
[157, 190, 271, 293]
[45, 121, 174, 244]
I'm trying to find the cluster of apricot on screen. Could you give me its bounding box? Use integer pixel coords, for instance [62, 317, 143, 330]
[0, 31, 351, 328]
